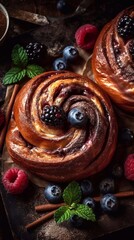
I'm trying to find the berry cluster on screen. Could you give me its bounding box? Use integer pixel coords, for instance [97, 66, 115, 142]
[124, 154, 134, 181]
[25, 42, 46, 64]
[117, 15, 134, 39]
[40, 105, 89, 129]
[2, 168, 28, 194]
[44, 178, 119, 228]
[41, 105, 66, 127]
[53, 46, 79, 71]
[75, 24, 99, 50]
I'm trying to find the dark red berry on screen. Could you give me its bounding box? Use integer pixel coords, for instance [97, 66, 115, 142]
[41, 105, 66, 127]
[124, 154, 134, 181]
[75, 24, 98, 50]
[117, 15, 134, 39]
[2, 168, 28, 194]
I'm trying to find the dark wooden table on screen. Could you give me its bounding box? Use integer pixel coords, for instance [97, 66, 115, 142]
[0, 1, 134, 240]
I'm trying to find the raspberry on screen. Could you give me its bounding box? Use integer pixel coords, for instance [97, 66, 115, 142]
[0, 109, 5, 130]
[41, 105, 66, 127]
[2, 168, 28, 194]
[75, 24, 98, 50]
[124, 154, 134, 181]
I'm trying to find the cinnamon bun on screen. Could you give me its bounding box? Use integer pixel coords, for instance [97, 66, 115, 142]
[92, 6, 134, 112]
[6, 71, 117, 182]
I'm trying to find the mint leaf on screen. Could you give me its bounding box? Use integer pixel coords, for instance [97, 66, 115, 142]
[3, 67, 26, 85]
[63, 181, 82, 206]
[26, 64, 44, 78]
[54, 206, 72, 224]
[75, 204, 96, 222]
[11, 44, 28, 67]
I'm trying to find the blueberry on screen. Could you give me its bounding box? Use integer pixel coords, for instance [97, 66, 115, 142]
[82, 197, 96, 210]
[99, 178, 115, 194]
[63, 46, 79, 62]
[44, 184, 62, 203]
[112, 164, 123, 178]
[57, 0, 70, 14]
[68, 108, 88, 128]
[69, 215, 85, 228]
[100, 194, 118, 213]
[80, 179, 93, 197]
[118, 128, 134, 146]
[53, 58, 67, 71]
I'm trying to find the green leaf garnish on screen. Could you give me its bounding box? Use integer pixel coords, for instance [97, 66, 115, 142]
[54, 181, 96, 225]
[3, 44, 45, 85]
[74, 204, 96, 221]
[26, 64, 44, 78]
[3, 67, 26, 85]
[63, 181, 82, 206]
[11, 44, 28, 67]
[54, 206, 72, 223]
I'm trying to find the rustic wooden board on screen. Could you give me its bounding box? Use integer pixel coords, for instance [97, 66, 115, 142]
[0, 1, 134, 240]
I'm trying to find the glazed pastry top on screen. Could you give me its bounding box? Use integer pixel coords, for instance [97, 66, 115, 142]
[6, 71, 117, 181]
[92, 6, 134, 112]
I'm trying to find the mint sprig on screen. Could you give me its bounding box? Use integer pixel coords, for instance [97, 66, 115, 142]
[63, 181, 82, 206]
[54, 206, 72, 224]
[75, 204, 96, 221]
[3, 44, 44, 85]
[3, 67, 26, 85]
[26, 64, 44, 78]
[54, 181, 96, 224]
[11, 44, 28, 67]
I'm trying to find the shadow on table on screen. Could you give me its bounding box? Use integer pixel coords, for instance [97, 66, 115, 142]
[0, 194, 13, 240]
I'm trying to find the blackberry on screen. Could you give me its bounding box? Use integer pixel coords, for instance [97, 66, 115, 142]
[118, 128, 134, 146]
[69, 215, 85, 228]
[41, 105, 66, 127]
[112, 164, 123, 179]
[99, 178, 115, 194]
[25, 42, 46, 64]
[117, 15, 134, 39]
[128, 40, 134, 59]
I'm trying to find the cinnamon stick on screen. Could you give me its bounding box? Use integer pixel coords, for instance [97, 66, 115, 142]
[114, 190, 134, 198]
[26, 190, 134, 230]
[35, 190, 134, 212]
[94, 191, 134, 202]
[35, 202, 65, 212]
[94, 190, 134, 201]
[0, 84, 19, 153]
[26, 210, 56, 230]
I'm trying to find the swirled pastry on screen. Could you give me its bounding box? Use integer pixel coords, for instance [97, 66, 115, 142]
[92, 6, 134, 112]
[6, 71, 117, 182]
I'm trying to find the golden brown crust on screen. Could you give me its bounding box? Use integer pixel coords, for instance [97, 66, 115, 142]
[6, 71, 117, 182]
[92, 6, 134, 112]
